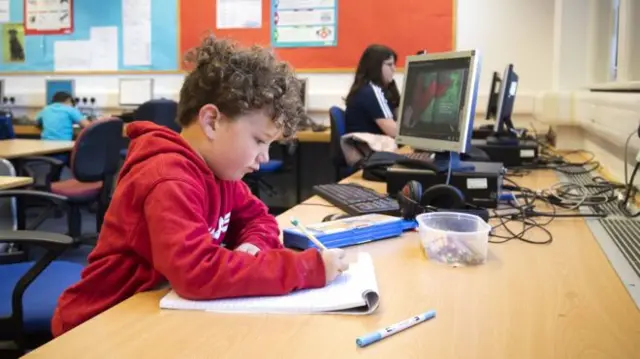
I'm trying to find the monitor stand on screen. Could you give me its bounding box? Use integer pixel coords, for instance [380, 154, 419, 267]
[486, 115, 521, 145]
[433, 151, 475, 172]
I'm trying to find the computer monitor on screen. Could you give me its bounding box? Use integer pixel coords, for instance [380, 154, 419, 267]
[119, 78, 154, 107]
[395, 50, 481, 172]
[46, 79, 75, 105]
[487, 64, 519, 145]
[298, 77, 308, 111]
[485, 71, 501, 120]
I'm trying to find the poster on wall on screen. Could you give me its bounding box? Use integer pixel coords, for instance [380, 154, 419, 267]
[2, 23, 25, 63]
[271, 0, 337, 48]
[216, 0, 262, 29]
[24, 0, 74, 35]
[0, 0, 9, 23]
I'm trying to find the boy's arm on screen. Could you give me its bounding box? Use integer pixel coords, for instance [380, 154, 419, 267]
[35, 111, 43, 128]
[145, 179, 326, 300]
[225, 181, 282, 254]
[69, 107, 90, 127]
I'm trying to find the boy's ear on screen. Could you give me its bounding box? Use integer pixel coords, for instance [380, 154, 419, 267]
[198, 104, 222, 140]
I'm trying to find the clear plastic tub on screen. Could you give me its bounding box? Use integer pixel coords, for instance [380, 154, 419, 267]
[416, 212, 491, 267]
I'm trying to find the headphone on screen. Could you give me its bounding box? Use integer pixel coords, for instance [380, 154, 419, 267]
[397, 180, 490, 222]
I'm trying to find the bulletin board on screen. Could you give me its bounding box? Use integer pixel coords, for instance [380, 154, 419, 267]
[0, 0, 178, 73]
[179, 0, 455, 71]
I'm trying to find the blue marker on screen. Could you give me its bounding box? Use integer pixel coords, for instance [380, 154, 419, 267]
[356, 310, 436, 348]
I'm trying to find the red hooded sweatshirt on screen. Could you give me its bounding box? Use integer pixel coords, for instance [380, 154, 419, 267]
[51, 122, 326, 336]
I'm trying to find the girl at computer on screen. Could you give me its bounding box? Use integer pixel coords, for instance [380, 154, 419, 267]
[344, 44, 400, 137]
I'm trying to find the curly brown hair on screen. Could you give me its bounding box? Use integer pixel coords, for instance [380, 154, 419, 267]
[177, 34, 305, 138]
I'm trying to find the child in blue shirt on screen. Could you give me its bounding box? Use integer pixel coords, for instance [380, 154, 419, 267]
[36, 91, 90, 141]
[36, 91, 91, 165]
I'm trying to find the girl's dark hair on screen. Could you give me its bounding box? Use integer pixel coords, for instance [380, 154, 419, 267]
[345, 44, 400, 110]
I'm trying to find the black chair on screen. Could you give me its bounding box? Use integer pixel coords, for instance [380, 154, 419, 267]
[120, 99, 180, 158]
[22, 118, 124, 241]
[0, 229, 82, 357]
[243, 142, 298, 214]
[329, 106, 355, 181]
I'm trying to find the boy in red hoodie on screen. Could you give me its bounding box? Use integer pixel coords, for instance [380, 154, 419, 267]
[51, 35, 349, 336]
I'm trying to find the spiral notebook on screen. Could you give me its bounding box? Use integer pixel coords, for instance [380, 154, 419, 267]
[159, 252, 380, 315]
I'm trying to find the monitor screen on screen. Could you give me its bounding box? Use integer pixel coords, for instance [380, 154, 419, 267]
[46, 79, 75, 105]
[119, 78, 154, 106]
[395, 51, 480, 154]
[485, 71, 501, 120]
[298, 77, 308, 111]
[398, 58, 471, 142]
[494, 64, 518, 133]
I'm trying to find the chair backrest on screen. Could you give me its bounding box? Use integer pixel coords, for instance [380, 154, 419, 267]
[0, 115, 15, 140]
[329, 106, 347, 167]
[134, 99, 181, 133]
[70, 118, 124, 182]
[0, 158, 17, 232]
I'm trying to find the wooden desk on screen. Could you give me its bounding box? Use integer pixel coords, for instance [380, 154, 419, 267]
[295, 129, 330, 143]
[12, 125, 42, 136]
[0, 176, 32, 189]
[12, 124, 128, 138]
[13, 124, 331, 143]
[0, 139, 74, 159]
[24, 168, 640, 358]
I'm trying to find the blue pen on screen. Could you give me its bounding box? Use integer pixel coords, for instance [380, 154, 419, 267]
[356, 310, 436, 348]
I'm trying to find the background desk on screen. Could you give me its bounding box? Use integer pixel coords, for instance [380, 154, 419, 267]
[0, 176, 33, 190]
[12, 124, 331, 143]
[0, 139, 74, 159]
[12, 124, 332, 207]
[23, 169, 640, 359]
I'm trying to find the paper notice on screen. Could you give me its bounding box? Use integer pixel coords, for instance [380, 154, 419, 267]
[216, 0, 261, 29]
[25, 0, 72, 33]
[122, 0, 151, 66]
[90, 26, 118, 71]
[0, 0, 9, 23]
[54, 40, 92, 71]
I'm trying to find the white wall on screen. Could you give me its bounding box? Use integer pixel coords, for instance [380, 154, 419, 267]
[0, 0, 557, 123]
[456, 0, 555, 111]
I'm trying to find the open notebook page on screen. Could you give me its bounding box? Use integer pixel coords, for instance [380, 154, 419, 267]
[159, 252, 379, 315]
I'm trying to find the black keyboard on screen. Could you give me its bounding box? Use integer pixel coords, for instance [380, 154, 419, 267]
[404, 152, 433, 162]
[313, 183, 400, 216]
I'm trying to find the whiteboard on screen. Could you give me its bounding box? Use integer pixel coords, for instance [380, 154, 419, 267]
[119, 78, 154, 106]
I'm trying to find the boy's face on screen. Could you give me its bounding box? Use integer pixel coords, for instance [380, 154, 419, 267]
[197, 105, 281, 181]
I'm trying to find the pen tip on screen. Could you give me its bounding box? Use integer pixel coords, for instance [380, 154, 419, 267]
[290, 218, 299, 225]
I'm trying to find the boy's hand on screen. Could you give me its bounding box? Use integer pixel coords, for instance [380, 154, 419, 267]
[321, 248, 349, 284]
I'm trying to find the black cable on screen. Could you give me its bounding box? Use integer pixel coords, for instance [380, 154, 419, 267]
[489, 204, 554, 245]
[488, 180, 554, 244]
[488, 174, 617, 244]
[621, 163, 639, 207]
[619, 162, 640, 217]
